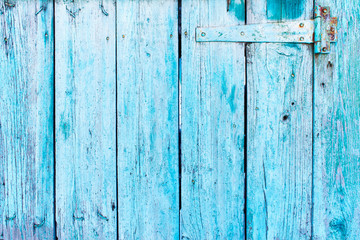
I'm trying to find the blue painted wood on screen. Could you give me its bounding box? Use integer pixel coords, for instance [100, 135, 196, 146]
[0, 1, 54, 239]
[246, 0, 313, 239]
[313, 0, 360, 239]
[55, 1, 116, 238]
[181, 0, 245, 239]
[1, 1, 360, 239]
[116, 1, 179, 239]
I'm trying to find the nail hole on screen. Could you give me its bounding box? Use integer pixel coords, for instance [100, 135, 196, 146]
[320, 82, 326, 88]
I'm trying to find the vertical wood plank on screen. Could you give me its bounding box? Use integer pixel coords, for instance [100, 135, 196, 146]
[55, 1, 116, 238]
[181, 1, 245, 239]
[313, 1, 360, 239]
[117, 1, 179, 239]
[246, 0, 313, 239]
[0, 1, 54, 239]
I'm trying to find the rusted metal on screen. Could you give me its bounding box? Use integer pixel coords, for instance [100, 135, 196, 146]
[314, 5, 337, 54]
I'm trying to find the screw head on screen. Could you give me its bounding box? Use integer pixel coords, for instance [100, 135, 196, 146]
[322, 8, 328, 14]
[106, 36, 109, 40]
[201, 32, 206, 37]
[240, 31, 245, 36]
[300, 36, 304, 41]
[299, 23, 304, 28]
[322, 47, 328, 52]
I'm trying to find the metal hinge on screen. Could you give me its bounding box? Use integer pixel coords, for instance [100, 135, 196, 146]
[196, 5, 337, 54]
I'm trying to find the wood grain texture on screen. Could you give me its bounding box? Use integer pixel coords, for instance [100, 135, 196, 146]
[0, 1, 54, 239]
[55, 1, 116, 238]
[313, 1, 360, 239]
[246, 0, 313, 239]
[181, 0, 245, 239]
[117, 1, 179, 239]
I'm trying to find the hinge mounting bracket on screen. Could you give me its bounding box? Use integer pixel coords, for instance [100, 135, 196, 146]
[196, 5, 337, 54]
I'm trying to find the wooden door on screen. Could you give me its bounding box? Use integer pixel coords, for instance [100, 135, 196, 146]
[0, 0, 359, 239]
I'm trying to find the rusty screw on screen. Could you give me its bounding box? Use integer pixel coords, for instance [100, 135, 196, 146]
[322, 47, 328, 52]
[106, 36, 109, 40]
[299, 23, 304, 28]
[322, 8, 328, 14]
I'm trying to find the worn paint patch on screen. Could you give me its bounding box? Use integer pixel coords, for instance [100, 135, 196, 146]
[228, 85, 237, 113]
[228, 0, 245, 22]
[267, 0, 306, 21]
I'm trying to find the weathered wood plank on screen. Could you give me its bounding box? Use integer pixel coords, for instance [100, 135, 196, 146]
[246, 0, 313, 239]
[117, 1, 179, 239]
[181, 1, 245, 239]
[0, 1, 54, 239]
[313, 1, 360, 239]
[55, 1, 116, 238]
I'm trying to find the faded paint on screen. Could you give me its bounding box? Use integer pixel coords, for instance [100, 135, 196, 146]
[1, 0, 359, 239]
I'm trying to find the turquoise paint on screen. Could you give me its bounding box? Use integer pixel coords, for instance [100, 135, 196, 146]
[228, 85, 237, 113]
[1, 1, 360, 239]
[246, 0, 314, 239]
[228, 0, 245, 21]
[181, 0, 245, 239]
[55, 1, 117, 239]
[117, 1, 179, 239]
[267, 0, 306, 20]
[313, 0, 360, 239]
[0, 1, 54, 239]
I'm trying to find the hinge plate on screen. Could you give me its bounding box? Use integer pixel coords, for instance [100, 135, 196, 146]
[196, 5, 337, 54]
[314, 5, 338, 53]
[196, 20, 315, 44]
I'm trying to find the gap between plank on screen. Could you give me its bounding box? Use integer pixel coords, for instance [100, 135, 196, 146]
[178, 0, 182, 238]
[53, 0, 57, 238]
[115, 1, 119, 239]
